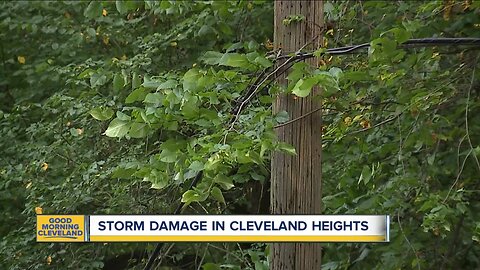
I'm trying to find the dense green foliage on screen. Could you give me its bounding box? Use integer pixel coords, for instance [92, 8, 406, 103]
[1, 1, 479, 269]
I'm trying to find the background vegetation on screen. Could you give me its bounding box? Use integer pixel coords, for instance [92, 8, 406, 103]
[0, 1, 479, 269]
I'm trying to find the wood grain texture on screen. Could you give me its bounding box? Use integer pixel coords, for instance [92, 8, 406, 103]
[271, 1, 323, 269]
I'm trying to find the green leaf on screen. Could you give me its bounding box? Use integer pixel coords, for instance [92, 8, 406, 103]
[144, 93, 164, 105]
[111, 167, 136, 179]
[254, 56, 273, 68]
[292, 77, 317, 98]
[89, 107, 114, 121]
[125, 87, 147, 103]
[205, 155, 221, 171]
[201, 51, 223, 65]
[181, 189, 208, 204]
[427, 154, 435, 165]
[104, 118, 130, 138]
[188, 161, 204, 172]
[113, 73, 124, 92]
[202, 263, 221, 270]
[314, 73, 340, 96]
[210, 187, 225, 204]
[219, 53, 250, 68]
[275, 111, 289, 123]
[84, 1, 102, 19]
[237, 151, 253, 164]
[159, 149, 177, 163]
[183, 68, 201, 91]
[86, 27, 96, 38]
[115, 1, 128, 14]
[116, 111, 131, 121]
[181, 97, 199, 118]
[358, 165, 372, 185]
[250, 171, 265, 182]
[213, 174, 234, 190]
[145, 170, 168, 189]
[143, 77, 162, 89]
[329, 67, 343, 79]
[131, 72, 141, 90]
[128, 122, 148, 138]
[90, 73, 107, 88]
[344, 71, 372, 81]
[287, 62, 309, 83]
[157, 79, 177, 90]
[291, 79, 306, 97]
[197, 25, 213, 36]
[385, 27, 411, 44]
[277, 142, 296, 155]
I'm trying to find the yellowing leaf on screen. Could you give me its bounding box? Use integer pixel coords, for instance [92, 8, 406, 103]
[322, 37, 328, 47]
[26, 182, 32, 189]
[353, 115, 363, 122]
[35, 206, 43, 215]
[463, 0, 471, 11]
[102, 36, 109, 45]
[17, 56, 26, 64]
[264, 39, 273, 50]
[46, 256, 52, 265]
[76, 128, 84, 135]
[443, 0, 454, 21]
[170, 41, 177, 47]
[102, 9, 107, 16]
[41, 162, 48, 171]
[326, 29, 334, 36]
[360, 120, 371, 129]
[344, 116, 352, 126]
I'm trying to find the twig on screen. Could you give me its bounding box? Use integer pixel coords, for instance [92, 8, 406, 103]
[156, 243, 175, 268]
[397, 213, 421, 270]
[440, 216, 464, 270]
[143, 171, 204, 270]
[274, 107, 322, 129]
[444, 148, 472, 203]
[196, 243, 210, 270]
[397, 117, 406, 174]
[463, 58, 480, 172]
[228, 54, 296, 129]
[229, 36, 319, 128]
[444, 59, 479, 202]
[208, 244, 245, 262]
[345, 113, 402, 136]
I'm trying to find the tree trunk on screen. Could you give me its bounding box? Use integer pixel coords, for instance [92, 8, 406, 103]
[271, 1, 323, 269]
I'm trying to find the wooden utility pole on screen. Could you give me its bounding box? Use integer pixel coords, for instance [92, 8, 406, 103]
[271, 1, 323, 269]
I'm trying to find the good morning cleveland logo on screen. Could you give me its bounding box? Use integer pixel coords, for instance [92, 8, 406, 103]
[37, 215, 86, 242]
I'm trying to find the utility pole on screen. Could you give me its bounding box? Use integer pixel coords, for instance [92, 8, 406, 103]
[271, 1, 323, 269]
